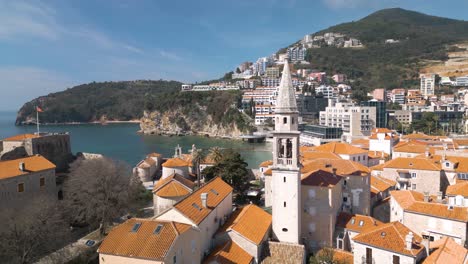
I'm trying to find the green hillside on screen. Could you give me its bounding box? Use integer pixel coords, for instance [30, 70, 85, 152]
[16, 80, 181, 124]
[300, 8, 468, 97]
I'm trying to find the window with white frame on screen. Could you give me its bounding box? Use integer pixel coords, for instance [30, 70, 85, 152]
[411, 172, 417, 178]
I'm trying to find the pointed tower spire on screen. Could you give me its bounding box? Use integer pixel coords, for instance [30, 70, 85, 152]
[276, 59, 297, 114]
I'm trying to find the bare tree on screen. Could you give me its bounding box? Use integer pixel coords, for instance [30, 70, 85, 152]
[63, 157, 142, 234]
[0, 197, 70, 264]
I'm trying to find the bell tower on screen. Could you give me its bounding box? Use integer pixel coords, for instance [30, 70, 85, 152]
[271, 59, 301, 244]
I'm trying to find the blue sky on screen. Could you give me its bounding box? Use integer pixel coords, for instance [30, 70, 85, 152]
[1, 0, 468, 111]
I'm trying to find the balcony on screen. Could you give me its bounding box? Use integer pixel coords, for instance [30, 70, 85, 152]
[277, 158, 293, 165]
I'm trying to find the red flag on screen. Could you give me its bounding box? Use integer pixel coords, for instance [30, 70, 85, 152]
[36, 106, 44, 112]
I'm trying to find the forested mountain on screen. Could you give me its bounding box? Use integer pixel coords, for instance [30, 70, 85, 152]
[16, 80, 181, 124]
[296, 8, 468, 98]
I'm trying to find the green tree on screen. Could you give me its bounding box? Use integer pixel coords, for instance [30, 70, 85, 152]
[209, 147, 223, 163]
[203, 149, 250, 196]
[411, 112, 442, 135]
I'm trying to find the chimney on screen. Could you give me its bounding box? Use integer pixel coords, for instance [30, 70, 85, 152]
[425, 146, 430, 158]
[436, 191, 443, 203]
[201, 193, 208, 208]
[405, 232, 414, 250]
[19, 162, 25, 172]
[332, 168, 337, 177]
[423, 192, 430, 203]
[422, 238, 430, 257]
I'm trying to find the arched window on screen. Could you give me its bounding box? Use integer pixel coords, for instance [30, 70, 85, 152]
[283, 117, 287, 124]
[286, 139, 292, 158]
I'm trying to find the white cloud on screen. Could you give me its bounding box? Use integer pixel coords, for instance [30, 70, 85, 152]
[0, 67, 75, 110]
[159, 50, 183, 61]
[0, 0, 144, 54]
[0, 0, 59, 40]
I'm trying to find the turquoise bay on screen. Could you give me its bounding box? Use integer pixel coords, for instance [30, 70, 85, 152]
[0, 112, 271, 168]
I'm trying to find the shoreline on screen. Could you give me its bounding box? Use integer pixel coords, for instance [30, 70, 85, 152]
[17, 120, 141, 126]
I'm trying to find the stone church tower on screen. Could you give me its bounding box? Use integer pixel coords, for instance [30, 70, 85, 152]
[271, 59, 301, 244]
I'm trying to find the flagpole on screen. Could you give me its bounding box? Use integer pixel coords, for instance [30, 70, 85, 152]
[36, 107, 40, 135]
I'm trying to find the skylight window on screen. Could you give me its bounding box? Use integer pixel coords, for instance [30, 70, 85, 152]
[154, 224, 163, 234]
[131, 222, 142, 232]
[192, 203, 202, 211]
[359, 220, 364, 226]
[210, 189, 219, 195]
[351, 218, 355, 224]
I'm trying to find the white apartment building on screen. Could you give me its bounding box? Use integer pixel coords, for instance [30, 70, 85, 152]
[319, 102, 377, 138]
[316, 85, 337, 98]
[420, 74, 436, 98]
[455, 76, 468, 86]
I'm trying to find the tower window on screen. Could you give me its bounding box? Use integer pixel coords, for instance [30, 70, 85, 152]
[282, 228, 288, 232]
[283, 177, 286, 183]
[284, 201, 286, 207]
[283, 117, 287, 124]
[292, 117, 295, 124]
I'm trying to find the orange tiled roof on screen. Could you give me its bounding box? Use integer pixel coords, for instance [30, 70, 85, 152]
[368, 151, 389, 159]
[173, 177, 233, 225]
[162, 157, 190, 168]
[153, 173, 195, 192]
[415, 154, 468, 173]
[314, 142, 367, 155]
[370, 163, 385, 171]
[390, 190, 425, 209]
[372, 128, 392, 134]
[383, 157, 441, 171]
[0, 155, 56, 180]
[2, 133, 39, 141]
[155, 181, 192, 198]
[353, 222, 424, 257]
[302, 151, 342, 161]
[98, 218, 191, 260]
[300, 146, 316, 153]
[301, 158, 370, 177]
[203, 240, 253, 264]
[394, 140, 428, 149]
[336, 212, 383, 233]
[391, 190, 468, 222]
[217, 204, 271, 245]
[371, 175, 396, 193]
[316, 248, 353, 264]
[446, 182, 468, 197]
[351, 138, 369, 149]
[422, 237, 468, 264]
[301, 170, 342, 187]
[406, 201, 468, 222]
[453, 138, 468, 146]
[264, 168, 272, 176]
[259, 160, 273, 167]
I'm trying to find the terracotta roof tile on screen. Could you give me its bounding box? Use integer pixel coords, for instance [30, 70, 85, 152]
[301, 158, 370, 177]
[264, 168, 272, 176]
[372, 128, 393, 134]
[98, 218, 191, 260]
[155, 181, 192, 198]
[162, 157, 190, 168]
[301, 170, 342, 187]
[0, 155, 56, 180]
[383, 157, 441, 171]
[351, 138, 370, 149]
[153, 173, 195, 192]
[2, 133, 39, 141]
[422, 237, 468, 264]
[336, 212, 383, 233]
[371, 175, 396, 193]
[391, 190, 468, 222]
[406, 201, 468, 222]
[173, 177, 233, 225]
[314, 142, 367, 155]
[217, 204, 271, 245]
[353, 222, 424, 257]
[302, 151, 342, 161]
[204, 240, 253, 264]
[259, 160, 273, 167]
[316, 248, 354, 264]
[147, 152, 162, 158]
[446, 182, 468, 197]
